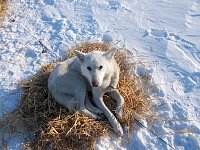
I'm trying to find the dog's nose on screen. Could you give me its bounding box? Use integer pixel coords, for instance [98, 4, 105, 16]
[92, 81, 99, 87]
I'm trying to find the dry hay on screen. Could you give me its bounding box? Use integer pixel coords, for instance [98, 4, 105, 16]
[5, 42, 153, 149]
[0, 0, 8, 20]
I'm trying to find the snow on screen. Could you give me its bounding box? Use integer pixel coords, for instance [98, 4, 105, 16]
[0, 0, 200, 149]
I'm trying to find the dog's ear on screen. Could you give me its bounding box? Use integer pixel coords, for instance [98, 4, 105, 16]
[74, 50, 85, 62]
[104, 48, 117, 59]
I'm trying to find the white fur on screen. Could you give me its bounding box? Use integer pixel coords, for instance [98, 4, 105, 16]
[48, 48, 124, 136]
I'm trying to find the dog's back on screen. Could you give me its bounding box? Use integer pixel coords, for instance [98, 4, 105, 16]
[48, 57, 78, 90]
[48, 56, 87, 111]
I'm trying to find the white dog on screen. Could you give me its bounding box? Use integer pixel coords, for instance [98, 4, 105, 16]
[48, 48, 124, 136]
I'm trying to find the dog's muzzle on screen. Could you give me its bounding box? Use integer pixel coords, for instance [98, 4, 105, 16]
[92, 81, 99, 87]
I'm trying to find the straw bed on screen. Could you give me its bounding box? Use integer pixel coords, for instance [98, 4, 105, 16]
[0, 0, 8, 20]
[6, 42, 152, 149]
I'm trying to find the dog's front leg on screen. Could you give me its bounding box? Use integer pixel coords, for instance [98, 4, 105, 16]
[106, 89, 124, 120]
[75, 86, 99, 120]
[85, 95, 104, 117]
[92, 89, 123, 136]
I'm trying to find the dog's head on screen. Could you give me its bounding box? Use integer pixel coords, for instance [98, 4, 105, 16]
[74, 48, 117, 88]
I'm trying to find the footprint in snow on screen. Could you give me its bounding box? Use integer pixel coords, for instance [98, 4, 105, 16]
[25, 49, 37, 58]
[144, 28, 198, 47]
[173, 72, 199, 94]
[143, 29, 168, 38]
[108, 0, 121, 10]
[180, 76, 197, 93]
[102, 34, 113, 43]
[144, 28, 200, 73]
[172, 103, 188, 119]
[173, 133, 200, 150]
[43, 0, 54, 5]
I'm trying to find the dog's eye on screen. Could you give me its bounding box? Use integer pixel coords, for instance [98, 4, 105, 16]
[99, 65, 103, 70]
[87, 66, 92, 71]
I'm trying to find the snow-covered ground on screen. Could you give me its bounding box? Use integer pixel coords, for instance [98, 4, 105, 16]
[0, 0, 200, 149]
